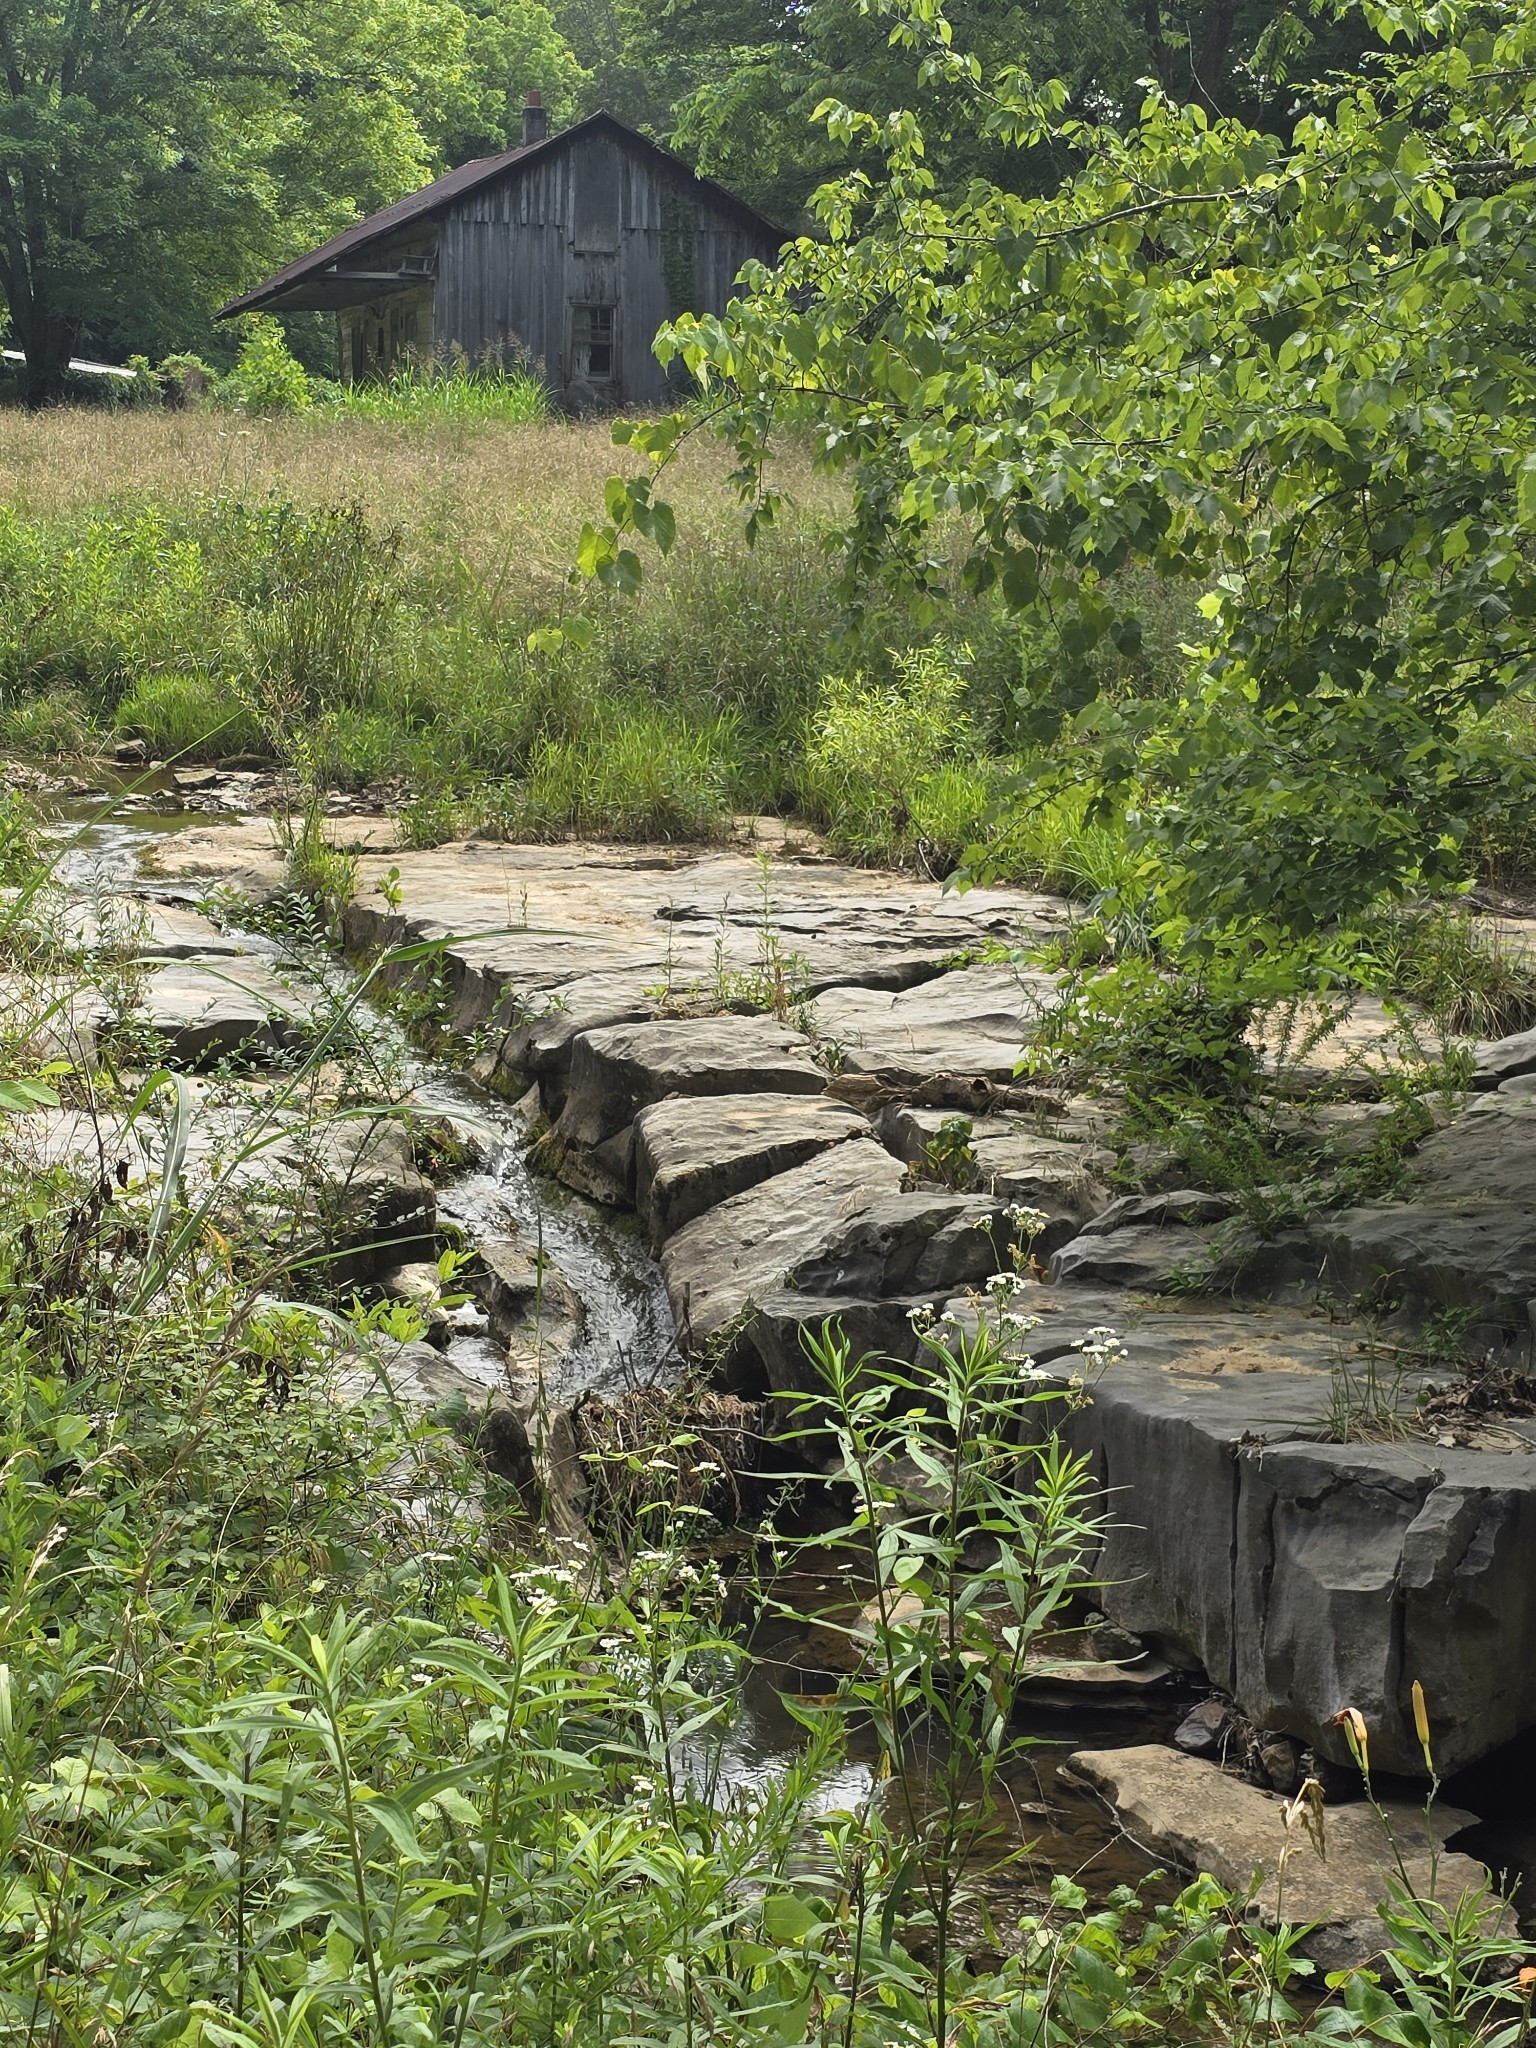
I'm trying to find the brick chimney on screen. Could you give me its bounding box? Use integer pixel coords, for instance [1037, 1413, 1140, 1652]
[522, 90, 548, 146]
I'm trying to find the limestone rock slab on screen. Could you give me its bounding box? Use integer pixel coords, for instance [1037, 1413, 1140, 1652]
[104, 956, 315, 1067]
[560, 1017, 826, 1148]
[1472, 1022, 1536, 1087]
[1048, 1223, 1226, 1291]
[634, 1092, 868, 1246]
[19, 1095, 434, 1284]
[789, 1190, 1012, 1300]
[553, 1015, 827, 1202]
[1296, 1094, 1536, 1328]
[1090, 1190, 1241, 1232]
[1068, 1746, 1488, 1969]
[661, 1139, 906, 1356]
[61, 898, 249, 960]
[811, 965, 1057, 1086]
[880, 1104, 1113, 1251]
[335, 843, 1067, 1084]
[1004, 1308, 1536, 1775]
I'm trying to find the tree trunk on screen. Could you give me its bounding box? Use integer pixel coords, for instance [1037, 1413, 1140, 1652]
[1142, 0, 1176, 94]
[1193, 0, 1240, 109]
[10, 310, 74, 408]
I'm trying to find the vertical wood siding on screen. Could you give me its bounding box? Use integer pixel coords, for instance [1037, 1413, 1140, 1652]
[432, 131, 778, 405]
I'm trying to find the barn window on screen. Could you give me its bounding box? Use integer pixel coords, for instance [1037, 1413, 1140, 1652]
[572, 304, 615, 380]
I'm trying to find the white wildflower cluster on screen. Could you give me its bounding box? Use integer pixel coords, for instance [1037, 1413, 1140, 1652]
[629, 1548, 726, 1606]
[909, 1303, 966, 1346]
[507, 1558, 587, 1625]
[982, 1270, 1041, 1344]
[1006, 1203, 1051, 1241]
[1078, 1325, 1126, 1372]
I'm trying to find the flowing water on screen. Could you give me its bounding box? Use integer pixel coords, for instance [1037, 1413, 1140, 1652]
[49, 799, 675, 1403]
[44, 791, 1536, 1927]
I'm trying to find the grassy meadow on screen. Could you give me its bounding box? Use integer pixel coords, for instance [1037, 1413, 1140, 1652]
[0, 401, 1199, 886]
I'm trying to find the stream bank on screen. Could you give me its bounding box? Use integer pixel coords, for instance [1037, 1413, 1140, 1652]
[29, 787, 1536, 1948]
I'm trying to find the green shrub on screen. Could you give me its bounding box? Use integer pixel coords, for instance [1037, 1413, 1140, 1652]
[303, 707, 418, 789]
[0, 687, 99, 755]
[241, 501, 401, 722]
[486, 705, 736, 842]
[319, 358, 550, 425]
[0, 503, 215, 709]
[157, 351, 216, 406]
[600, 527, 853, 795]
[991, 783, 1142, 901]
[397, 784, 463, 847]
[1356, 901, 1536, 1039]
[801, 642, 977, 859]
[114, 671, 266, 760]
[219, 314, 313, 413]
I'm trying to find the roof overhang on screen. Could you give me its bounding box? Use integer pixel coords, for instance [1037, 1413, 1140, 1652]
[243, 272, 431, 314]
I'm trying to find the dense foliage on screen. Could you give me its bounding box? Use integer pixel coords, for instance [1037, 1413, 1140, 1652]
[0, 0, 1391, 386]
[0, 0, 583, 397]
[584, 0, 1536, 971]
[556, 0, 1381, 224]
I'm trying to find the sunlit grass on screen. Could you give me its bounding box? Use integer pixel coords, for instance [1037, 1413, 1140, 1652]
[317, 362, 552, 426]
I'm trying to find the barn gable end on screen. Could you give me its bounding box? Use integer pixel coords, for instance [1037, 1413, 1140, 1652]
[220, 109, 783, 408]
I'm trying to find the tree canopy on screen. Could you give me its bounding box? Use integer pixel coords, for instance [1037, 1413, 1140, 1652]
[0, 0, 583, 398]
[560, 0, 1380, 225]
[583, 0, 1536, 957]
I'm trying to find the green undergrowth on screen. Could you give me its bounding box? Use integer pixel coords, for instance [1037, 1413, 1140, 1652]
[3, 456, 1534, 917]
[119, 323, 555, 427]
[0, 479, 1170, 869]
[1023, 945, 1482, 1237]
[0, 810, 1528, 2044]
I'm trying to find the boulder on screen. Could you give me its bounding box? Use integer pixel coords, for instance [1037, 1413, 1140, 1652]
[1472, 1022, 1536, 1088]
[1299, 1094, 1536, 1328]
[1173, 1698, 1240, 1761]
[553, 1016, 827, 1203]
[661, 1139, 906, 1358]
[276, 1115, 438, 1283]
[634, 1092, 868, 1246]
[1090, 1190, 1242, 1232]
[1004, 1304, 1536, 1775]
[470, 1235, 548, 1343]
[100, 956, 316, 1068]
[747, 1290, 933, 1402]
[1047, 1223, 1229, 1291]
[376, 1259, 453, 1345]
[879, 1105, 1114, 1252]
[1067, 1746, 1490, 1971]
[810, 965, 1058, 1086]
[790, 1189, 1013, 1299]
[488, 973, 658, 1105]
[333, 1335, 496, 1417]
[19, 1094, 435, 1284]
[331, 1337, 533, 1488]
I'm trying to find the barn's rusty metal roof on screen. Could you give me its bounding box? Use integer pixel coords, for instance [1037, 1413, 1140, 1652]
[219, 112, 786, 318]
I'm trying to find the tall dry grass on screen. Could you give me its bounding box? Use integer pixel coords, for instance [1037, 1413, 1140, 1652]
[0, 407, 837, 604]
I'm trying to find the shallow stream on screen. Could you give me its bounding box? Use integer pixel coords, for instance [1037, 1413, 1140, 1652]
[39, 790, 1536, 1931]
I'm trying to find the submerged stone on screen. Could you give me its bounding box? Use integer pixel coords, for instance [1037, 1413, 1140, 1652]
[1067, 1745, 1491, 1971]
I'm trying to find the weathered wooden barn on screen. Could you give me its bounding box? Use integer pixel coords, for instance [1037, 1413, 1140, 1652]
[220, 98, 784, 407]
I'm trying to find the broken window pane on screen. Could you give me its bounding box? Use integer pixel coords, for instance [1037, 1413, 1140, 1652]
[572, 304, 615, 380]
